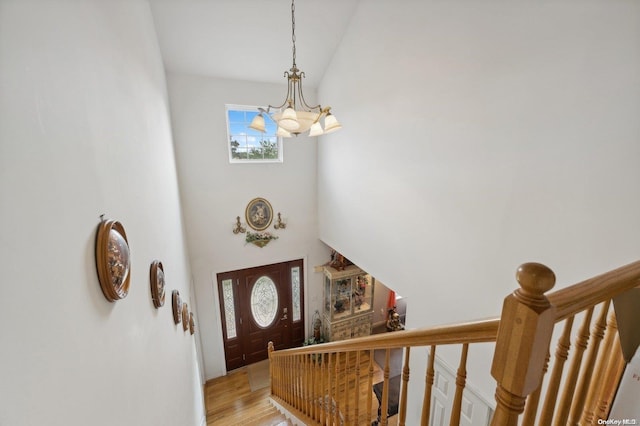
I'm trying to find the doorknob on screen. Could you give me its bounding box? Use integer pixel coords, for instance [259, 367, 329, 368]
[280, 313, 288, 321]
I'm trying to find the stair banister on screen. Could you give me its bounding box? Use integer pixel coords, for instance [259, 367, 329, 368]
[490, 262, 557, 426]
[265, 259, 640, 426]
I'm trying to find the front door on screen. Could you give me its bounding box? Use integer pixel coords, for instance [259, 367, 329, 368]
[217, 259, 304, 371]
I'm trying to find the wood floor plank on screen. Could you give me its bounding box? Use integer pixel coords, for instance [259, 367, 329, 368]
[205, 352, 393, 425]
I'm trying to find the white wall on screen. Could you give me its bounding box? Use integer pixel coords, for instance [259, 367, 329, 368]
[318, 0, 640, 419]
[0, 1, 204, 425]
[165, 72, 330, 379]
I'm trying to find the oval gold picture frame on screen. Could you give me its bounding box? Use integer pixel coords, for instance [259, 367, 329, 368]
[172, 290, 182, 324]
[245, 197, 273, 231]
[95, 219, 131, 302]
[182, 303, 189, 331]
[189, 312, 195, 335]
[150, 260, 166, 308]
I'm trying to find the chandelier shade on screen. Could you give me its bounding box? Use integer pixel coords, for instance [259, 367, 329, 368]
[248, 0, 341, 138]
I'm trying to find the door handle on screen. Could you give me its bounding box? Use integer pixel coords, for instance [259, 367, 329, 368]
[280, 314, 288, 321]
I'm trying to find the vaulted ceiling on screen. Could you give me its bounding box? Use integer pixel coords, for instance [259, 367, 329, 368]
[149, 0, 360, 88]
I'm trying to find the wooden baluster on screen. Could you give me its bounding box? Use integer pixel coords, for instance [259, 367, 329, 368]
[275, 356, 281, 398]
[298, 355, 302, 409]
[354, 350, 361, 424]
[284, 357, 294, 405]
[305, 354, 311, 416]
[293, 354, 298, 409]
[319, 353, 331, 425]
[302, 355, 306, 417]
[344, 352, 351, 425]
[290, 355, 296, 406]
[522, 350, 550, 425]
[308, 355, 313, 417]
[367, 349, 374, 426]
[421, 345, 436, 426]
[278, 356, 283, 398]
[277, 355, 283, 402]
[595, 332, 624, 422]
[539, 316, 574, 425]
[491, 263, 556, 426]
[325, 352, 332, 425]
[398, 347, 410, 426]
[380, 348, 391, 426]
[311, 353, 316, 418]
[582, 312, 617, 424]
[334, 352, 341, 426]
[301, 354, 306, 413]
[555, 306, 595, 425]
[288, 356, 292, 403]
[315, 352, 322, 422]
[450, 343, 469, 426]
[569, 301, 611, 424]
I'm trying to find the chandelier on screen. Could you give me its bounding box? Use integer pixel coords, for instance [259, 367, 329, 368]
[249, 0, 341, 138]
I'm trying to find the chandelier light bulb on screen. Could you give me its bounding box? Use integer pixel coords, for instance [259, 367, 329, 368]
[323, 113, 342, 134]
[248, 113, 266, 133]
[277, 126, 292, 138]
[309, 121, 324, 137]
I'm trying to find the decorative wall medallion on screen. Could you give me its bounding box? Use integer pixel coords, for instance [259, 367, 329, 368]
[182, 303, 189, 331]
[150, 260, 165, 308]
[172, 290, 182, 324]
[95, 219, 131, 302]
[245, 197, 273, 231]
[189, 312, 195, 335]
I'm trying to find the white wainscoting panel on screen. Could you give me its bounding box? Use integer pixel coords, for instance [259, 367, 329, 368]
[430, 356, 494, 426]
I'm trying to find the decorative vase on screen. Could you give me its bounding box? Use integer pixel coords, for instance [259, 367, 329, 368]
[251, 239, 270, 248]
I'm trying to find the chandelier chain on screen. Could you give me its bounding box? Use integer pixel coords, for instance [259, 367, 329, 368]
[247, 0, 340, 136]
[291, 0, 296, 67]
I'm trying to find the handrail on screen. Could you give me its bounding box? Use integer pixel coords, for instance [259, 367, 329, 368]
[490, 260, 640, 426]
[267, 260, 640, 426]
[269, 317, 500, 358]
[547, 259, 640, 322]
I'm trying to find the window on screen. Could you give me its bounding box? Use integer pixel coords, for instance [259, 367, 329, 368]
[226, 104, 283, 163]
[291, 266, 301, 322]
[250, 276, 278, 328]
[221, 279, 237, 339]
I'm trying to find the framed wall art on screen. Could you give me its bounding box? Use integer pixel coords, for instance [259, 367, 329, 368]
[245, 197, 273, 231]
[182, 303, 189, 331]
[172, 290, 182, 324]
[189, 312, 195, 335]
[95, 219, 131, 302]
[150, 260, 165, 308]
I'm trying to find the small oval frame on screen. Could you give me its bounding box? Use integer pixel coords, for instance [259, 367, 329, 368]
[150, 260, 166, 308]
[95, 219, 131, 302]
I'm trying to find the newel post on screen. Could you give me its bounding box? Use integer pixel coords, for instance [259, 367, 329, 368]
[490, 263, 557, 426]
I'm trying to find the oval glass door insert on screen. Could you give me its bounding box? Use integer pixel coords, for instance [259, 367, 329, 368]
[251, 276, 278, 327]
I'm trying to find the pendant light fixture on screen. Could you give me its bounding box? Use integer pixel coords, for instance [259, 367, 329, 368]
[249, 0, 341, 138]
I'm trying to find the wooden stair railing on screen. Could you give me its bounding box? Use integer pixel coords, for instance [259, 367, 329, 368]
[491, 260, 640, 425]
[269, 318, 500, 425]
[267, 260, 640, 426]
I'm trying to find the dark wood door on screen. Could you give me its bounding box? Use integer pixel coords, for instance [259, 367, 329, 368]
[217, 259, 304, 371]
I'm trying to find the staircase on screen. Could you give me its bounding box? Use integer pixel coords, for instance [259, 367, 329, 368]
[207, 260, 640, 425]
[268, 260, 640, 426]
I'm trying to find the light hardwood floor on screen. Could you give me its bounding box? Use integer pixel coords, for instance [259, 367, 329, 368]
[205, 352, 399, 426]
[204, 364, 289, 426]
